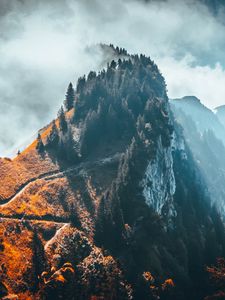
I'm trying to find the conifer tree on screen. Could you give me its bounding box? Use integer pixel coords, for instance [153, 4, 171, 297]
[31, 228, 46, 293]
[36, 133, 44, 153]
[64, 82, 75, 111]
[76, 76, 86, 93]
[58, 106, 67, 133]
[47, 120, 59, 147]
[110, 60, 117, 69]
[70, 203, 81, 228]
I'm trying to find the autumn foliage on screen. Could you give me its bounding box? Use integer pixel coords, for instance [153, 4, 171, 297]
[205, 258, 225, 300]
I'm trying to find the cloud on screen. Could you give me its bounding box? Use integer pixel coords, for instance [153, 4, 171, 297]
[159, 55, 225, 108]
[0, 0, 225, 156]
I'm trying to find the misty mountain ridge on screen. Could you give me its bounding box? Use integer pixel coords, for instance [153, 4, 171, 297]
[171, 95, 225, 143]
[171, 95, 225, 218]
[215, 104, 225, 128]
[0, 46, 224, 300]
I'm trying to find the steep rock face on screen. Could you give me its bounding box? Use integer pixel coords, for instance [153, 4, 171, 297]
[141, 136, 176, 217]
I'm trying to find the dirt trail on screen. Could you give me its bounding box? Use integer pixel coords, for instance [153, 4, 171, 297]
[0, 153, 121, 207]
[44, 223, 69, 250]
[0, 215, 68, 224]
[0, 153, 121, 257]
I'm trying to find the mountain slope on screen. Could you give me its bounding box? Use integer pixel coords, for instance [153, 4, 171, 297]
[171, 97, 225, 217]
[215, 104, 225, 128]
[172, 96, 225, 143]
[0, 47, 224, 300]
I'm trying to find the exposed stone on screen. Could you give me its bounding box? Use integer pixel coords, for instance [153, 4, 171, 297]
[141, 136, 176, 218]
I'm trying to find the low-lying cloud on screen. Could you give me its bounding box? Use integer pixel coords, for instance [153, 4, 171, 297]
[0, 0, 225, 156]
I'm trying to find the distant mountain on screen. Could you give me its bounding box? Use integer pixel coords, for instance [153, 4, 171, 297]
[215, 104, 225, 127]
[172, 96, 225, 143]
[0, 46, 224, 300]
[171, 96, 225, 218]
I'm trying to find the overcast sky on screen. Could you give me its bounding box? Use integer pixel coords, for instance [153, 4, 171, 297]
[0, 0, 225, 156]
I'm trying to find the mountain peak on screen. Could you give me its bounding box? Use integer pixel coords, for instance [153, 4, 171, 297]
[172, 95, 201, 105]
[171, 94, 225, 138]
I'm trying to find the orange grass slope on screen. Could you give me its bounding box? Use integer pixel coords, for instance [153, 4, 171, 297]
[0, 218, 64, 300]
[0, 110, 74, 202]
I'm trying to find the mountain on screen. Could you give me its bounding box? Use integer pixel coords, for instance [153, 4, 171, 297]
[0, 46, 224, 300]
[215, 104, 225, 128]
[171, 96, 225, 217]
[172, 96, 225, 143]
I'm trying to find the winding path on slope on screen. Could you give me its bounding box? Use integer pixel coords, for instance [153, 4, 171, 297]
[0, 216, 69, 251]
[0, 153, 121, 208]
[0, 216, 67, 224]
[0, 153, 121, 249]
[44, 223, 69, 250]
[0, 163, 83, 206]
